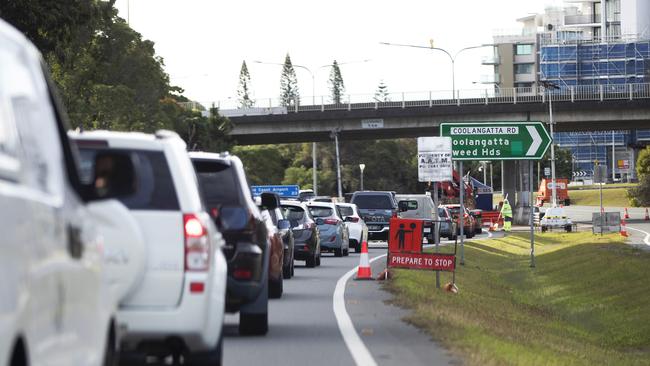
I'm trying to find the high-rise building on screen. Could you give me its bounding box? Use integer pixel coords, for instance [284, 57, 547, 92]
[483, 0, 650, 182]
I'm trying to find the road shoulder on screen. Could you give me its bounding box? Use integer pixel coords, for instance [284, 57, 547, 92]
[343, 251, 459, 366]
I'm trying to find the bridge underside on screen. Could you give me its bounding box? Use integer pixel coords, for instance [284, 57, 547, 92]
[228, 100, 650, 145]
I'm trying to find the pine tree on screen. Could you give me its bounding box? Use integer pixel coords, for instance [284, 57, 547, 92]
[279, 53, 300, 107]
[374, 80, 390, 102]
[328, 60, 345, 104]
[237, 61, 254, 108]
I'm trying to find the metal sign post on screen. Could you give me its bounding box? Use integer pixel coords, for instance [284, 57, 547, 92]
[594, 163, 607, 236]
[529, 161, 535, 268]
[417, 137, 452, 287]
[459, 161, 465, 266]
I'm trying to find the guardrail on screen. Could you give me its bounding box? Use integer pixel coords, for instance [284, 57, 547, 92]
[212, 83, 650, 116]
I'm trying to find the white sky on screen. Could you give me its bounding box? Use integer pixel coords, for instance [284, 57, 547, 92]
[114, 0, 562, 107]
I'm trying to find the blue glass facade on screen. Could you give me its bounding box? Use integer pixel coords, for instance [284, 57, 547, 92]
[539, 40, 650, 86]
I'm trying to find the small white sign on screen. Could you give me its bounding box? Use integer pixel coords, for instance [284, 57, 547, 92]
[544, 167, 551, 176]
[417, 137, 453, 182]
[361, 119, 384, 129]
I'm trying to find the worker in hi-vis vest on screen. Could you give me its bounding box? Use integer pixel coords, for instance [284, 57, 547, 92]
[501, 199, 513, 232]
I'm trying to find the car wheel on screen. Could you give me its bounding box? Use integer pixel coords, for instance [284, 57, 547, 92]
[283, 262, 292, 279]
[291, 260, 295, 276]
[343, 247, 349, 256]
[186, 335, 222, 366]
[103, 325, 118, 366]
[269, 276, 283, 299]
[316, 252, 321, 266]
[306, 254, 316, 268]
[239, 312, 268, 336]
[334, 248, 343, 257]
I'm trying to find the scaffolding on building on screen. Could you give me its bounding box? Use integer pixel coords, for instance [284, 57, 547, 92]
[538, 33, 650, 88]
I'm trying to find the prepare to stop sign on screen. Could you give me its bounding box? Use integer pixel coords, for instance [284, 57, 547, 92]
[389, 252, 456, 271]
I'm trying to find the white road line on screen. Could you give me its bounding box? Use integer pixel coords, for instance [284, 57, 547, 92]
[333, 254, 385, 366]
[333, 244, 442, 365]
[625, 226, 650, 246]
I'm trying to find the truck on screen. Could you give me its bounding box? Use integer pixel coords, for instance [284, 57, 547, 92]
[536, 178, 570, 206]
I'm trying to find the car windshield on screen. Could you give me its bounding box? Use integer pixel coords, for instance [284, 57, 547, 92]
[352, 194, 394, 209]
[309, 206, 333, 218]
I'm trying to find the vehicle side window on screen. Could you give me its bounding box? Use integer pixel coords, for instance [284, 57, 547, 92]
[0, 44, 63, 196]
[78, 148, 180, 210]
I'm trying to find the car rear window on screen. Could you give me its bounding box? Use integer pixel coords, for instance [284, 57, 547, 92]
[78, 148, 180, 210]
[192, 160, 244, 206]
[352, 194, 394, 209]
[282, 205, 306, 226]
[438, 208, 448, 218]
[338, 206, 354, 217]
[309, 206, 333, 218]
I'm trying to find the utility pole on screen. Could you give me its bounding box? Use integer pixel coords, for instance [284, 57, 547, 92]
[540, 80, 560, 206]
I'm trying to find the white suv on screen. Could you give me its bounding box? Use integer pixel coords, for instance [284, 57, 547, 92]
[71, 130, 227, 364]
[1, 19, 140, 366]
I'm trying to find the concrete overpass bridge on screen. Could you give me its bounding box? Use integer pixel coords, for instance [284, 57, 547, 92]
[224, 84, 650, 145]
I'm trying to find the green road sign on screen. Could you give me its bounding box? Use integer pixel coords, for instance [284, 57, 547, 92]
[440, 122, 552, 160]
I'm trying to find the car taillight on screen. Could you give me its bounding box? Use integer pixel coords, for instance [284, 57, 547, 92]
[184, 214, 209, 272]
[324, 218, 340, 225]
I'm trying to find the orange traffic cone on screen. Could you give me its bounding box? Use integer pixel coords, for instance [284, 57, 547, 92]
[624, 208, 630, 219]
[355, 241, 373, 280]
[620, 218, 629, 237]
[488, 220, 495, 232]
[645, 208, 649, 221]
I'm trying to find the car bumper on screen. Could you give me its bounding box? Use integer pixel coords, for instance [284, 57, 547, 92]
[118, 250, 227, 352]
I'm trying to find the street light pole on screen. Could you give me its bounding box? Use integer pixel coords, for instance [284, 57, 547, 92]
[331, 129, 343, 199]
[540, 81, 559, 206]
[380, 42, 492, 99]
[359, 163, 366, 190]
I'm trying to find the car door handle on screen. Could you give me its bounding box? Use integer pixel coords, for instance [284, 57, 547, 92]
[67, 225, 84, 259]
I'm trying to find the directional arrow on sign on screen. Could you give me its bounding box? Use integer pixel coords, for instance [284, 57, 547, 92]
[525, 126, 542, 156]
[440, 121, 552, 160]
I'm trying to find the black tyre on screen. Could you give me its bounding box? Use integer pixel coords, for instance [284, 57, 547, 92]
[291, 260, 295, 276]
[306, 254, 316, 268]
[269, 276, 283, 299]
[282, 262, 292, 279]
[186, 335, 223, 366]
[334, 248, 343, 257]
[316, 252, 321, 266]
[239, 312, 268, 336]
[103, 324, 118, 366]
[351, 240, 360, 252]
[343, 247, 349, 256]
[565, 225, 572, 232]
[564, 199, 571, 206]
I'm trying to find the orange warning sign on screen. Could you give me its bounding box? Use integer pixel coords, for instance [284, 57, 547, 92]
[388, 217, 424, 253]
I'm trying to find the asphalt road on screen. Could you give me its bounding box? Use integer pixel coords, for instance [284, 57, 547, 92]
[557, 205, 650, 250]
[221, 233, 488, 366]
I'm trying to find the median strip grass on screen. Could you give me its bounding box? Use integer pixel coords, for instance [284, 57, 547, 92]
[569, 187, 631, 207]
[385, 232, 650, 365]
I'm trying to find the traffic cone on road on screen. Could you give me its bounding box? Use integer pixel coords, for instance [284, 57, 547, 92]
[620, 218, 629, 237]
[355, 241, 373, 280]
[624, 208, 630, 219]
[488, 220, 495, 232]
[645, 208, 649, 221]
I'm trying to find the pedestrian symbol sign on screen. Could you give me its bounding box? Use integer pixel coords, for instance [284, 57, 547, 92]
[388, 218, 423, 253]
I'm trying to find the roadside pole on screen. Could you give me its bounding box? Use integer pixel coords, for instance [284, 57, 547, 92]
[529, 161, 535, 267]
[459, 161, 465, 266]
[600, 174, 604, 236]
[433, 181, 440, 288]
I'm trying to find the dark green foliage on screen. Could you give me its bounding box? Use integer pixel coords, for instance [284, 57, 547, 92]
[328, 60, 345, 104]
[237, 61, 254, 108]
[279, 53, 299, 107]
[1, 0, 231, 151]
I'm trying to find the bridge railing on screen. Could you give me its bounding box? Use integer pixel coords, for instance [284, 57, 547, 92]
[213, 83, 650, 116]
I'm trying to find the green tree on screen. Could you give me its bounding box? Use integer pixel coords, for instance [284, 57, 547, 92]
[279, 53, 299, 107]
[635, 146, 650, 178]
[628, 146, 650, 206]
[237, 61, 254, 108]
[328, 60, 345, 104]
[374, 80, 390, 102]
[541, 145, 573, 180]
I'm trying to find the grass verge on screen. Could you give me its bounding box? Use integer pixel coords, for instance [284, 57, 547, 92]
[569, 188, 631, 207]
[385, 232, 650, 365]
